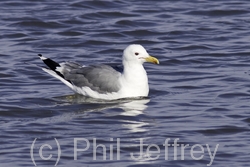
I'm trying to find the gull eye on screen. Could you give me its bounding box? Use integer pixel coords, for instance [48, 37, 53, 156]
[135, 52, 139, 56]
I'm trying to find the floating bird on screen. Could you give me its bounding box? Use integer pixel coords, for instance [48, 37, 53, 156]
[38, 44, 159, 100]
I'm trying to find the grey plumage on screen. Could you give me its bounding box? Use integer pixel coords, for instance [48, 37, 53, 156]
[61, 62, 122, 94]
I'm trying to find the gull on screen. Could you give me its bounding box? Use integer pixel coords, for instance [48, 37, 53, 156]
[38, 44, 159, 100]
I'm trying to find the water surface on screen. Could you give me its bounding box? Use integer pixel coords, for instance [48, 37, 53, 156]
[1, 0, 250, 166]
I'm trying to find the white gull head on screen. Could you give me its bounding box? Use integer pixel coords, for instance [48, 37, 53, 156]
[122, 44, 159, 65]
[119, 44, 159, 98]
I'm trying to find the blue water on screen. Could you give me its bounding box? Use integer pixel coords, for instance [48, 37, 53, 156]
[1, 0, 250, 166]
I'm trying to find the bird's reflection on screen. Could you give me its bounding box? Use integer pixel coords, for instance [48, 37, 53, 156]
[54, 94, 151, 133]
[119, 98, 149, 116]
[27, 94, 150, 133]
[56, 94, 150, 115]
[117, 98, 150, 133]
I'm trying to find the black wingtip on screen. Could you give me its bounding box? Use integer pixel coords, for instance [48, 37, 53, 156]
[38, 54, 60, 71]
[37, 54, 71, 83]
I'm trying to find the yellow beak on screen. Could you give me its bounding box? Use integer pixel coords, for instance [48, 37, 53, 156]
[145, 56, 159, 64]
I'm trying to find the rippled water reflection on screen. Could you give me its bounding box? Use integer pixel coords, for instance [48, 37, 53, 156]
[1, 0, 250, 166]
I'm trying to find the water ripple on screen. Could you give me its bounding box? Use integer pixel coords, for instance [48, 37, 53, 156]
[1, 0, 250, 167]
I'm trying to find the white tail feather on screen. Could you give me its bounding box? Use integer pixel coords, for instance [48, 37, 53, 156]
[42, 68, 74, 90]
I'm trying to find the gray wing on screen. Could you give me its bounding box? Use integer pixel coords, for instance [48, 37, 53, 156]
[63, 64, 122, 94]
